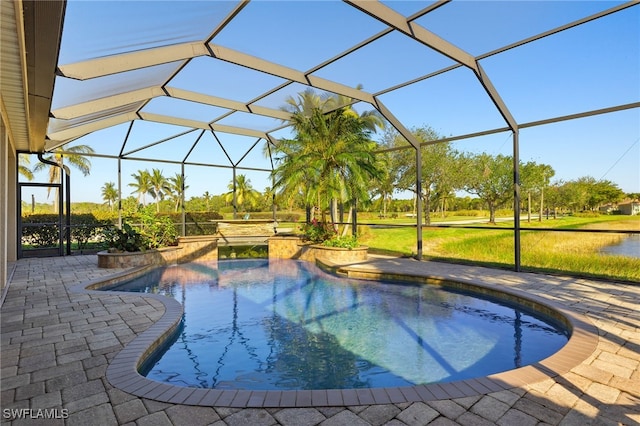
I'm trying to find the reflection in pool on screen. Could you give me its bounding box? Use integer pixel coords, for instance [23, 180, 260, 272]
[104, 259, 569, 390]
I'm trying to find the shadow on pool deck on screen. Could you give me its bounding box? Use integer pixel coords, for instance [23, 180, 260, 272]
[1, 254, 638, 425]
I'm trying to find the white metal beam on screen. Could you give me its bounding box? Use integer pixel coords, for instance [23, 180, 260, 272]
[51, 87, 164, 119]
[210, 123, 268, 139]
[344, 0, 477, 71]
[46, 112, 138, 144]
[57, 41, 209, 80]
[139, 112, 210, 130]
[167, 87, 291, 121]
[210, 44, 374, 103]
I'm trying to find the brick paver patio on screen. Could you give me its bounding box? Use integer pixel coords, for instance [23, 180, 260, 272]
[1, 255, 638, 425]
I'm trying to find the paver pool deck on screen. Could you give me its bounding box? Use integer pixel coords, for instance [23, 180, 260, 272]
[1, 254, 638, 425]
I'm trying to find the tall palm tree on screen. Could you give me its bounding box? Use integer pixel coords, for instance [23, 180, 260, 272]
[269, 89, 332, 221]
[224, 174, 260, 214]
[129, 169, 151, 207]
[272, 88, 384, 231]
[168, 173, 188, 212]
[33, 145, 94, 211]
[148, 168, 170, 213]
[101, 182, 118, 211]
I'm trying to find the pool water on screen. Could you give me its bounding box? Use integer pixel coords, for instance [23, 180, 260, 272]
[106, 259, 569, 391]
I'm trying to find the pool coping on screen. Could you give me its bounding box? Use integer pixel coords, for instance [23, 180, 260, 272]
[71, 259, 600, 408]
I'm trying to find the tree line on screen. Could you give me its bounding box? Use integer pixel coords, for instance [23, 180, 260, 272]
[377, 125, 629, 224]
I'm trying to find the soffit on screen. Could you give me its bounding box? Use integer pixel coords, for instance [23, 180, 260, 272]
[1, 0, 64, 153]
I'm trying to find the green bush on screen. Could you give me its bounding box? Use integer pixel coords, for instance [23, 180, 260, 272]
[573, 211, 601, 218]
[21, 213, 111, 250]
[103, 223, 150, 252]
[126, 208, 178, 248]
[70, 214, 111, 251]
[21, 214, 60, 248]
[301, 219, 336, 243]
[322, 235, 359, 249]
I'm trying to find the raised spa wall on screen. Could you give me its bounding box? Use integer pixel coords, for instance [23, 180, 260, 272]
[98, 235, 368, 268]
[97, 235, 219, 268]
[268, 235, 368, 263]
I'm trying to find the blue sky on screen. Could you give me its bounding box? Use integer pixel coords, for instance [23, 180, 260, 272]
[27, 1, 640, 205]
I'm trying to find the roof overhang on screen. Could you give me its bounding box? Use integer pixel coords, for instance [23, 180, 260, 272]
[0, 0, 64, 153]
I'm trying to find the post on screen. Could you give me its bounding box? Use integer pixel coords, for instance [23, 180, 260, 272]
[232, 167, 237, 220]
[64, 166, 71, 255]
[416, 147, 423, 260]
[181, 163, 186, 236]
[351, 198, 357, 238]
[512, 130, 521, 272]
[117, 158, 122, 229]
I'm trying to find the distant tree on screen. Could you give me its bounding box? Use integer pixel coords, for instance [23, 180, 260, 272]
[521, 161, 555, 221]
[626, 192, 640, 202]
[224, 174, 261, 214]
[588, 179, 625, 209]
[370, 153, 395, 218]
[461, 153, 513, 224]
[387, 126, 459, 225]
[33, 145, 94, 211]
[101, 182, 118, 211]
[168, 173, 188, 212]
[203, 191, 212, 211]
[129, 170, 151, 207]
[148, 168, 170, 213]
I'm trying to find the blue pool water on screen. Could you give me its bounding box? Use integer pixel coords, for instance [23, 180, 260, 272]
[105, 259, 569, 390]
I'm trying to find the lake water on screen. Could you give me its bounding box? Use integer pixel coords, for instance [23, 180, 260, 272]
[600, 234, 640, 258]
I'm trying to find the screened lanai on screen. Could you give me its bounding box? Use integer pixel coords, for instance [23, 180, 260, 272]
[11, 0, 640, 272]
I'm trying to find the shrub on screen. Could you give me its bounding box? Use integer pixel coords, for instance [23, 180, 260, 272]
[322, 235, 359, 249]
[70, 214, 111, 251]
[21, 213, 111, 250]
[140, 214, 178, 248]
[103, 223, 150, 252]
[573, 211, 601, 218]
[300, 219, 336, 243]
[21, 214, 60, 248]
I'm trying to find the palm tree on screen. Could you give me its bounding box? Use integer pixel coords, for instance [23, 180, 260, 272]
[224, 174, 260, 214]
[33, 145, 94, 211]
[272, 88, 384, 232]
[129, 169, 151, 207]
[269, 89, 332, 222]
[148, 168, 170, 213]
[18, 154, 34, 181]
[168, 173, 188, 212]
[101, 182, 118, 211]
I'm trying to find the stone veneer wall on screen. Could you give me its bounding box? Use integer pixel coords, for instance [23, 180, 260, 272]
[98, 235, 218, 268]
[268, 236, 368, 264]
[175, 236, 218, 263]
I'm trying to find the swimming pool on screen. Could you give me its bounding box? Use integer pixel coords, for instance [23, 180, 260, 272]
[103, 259, 569, 391]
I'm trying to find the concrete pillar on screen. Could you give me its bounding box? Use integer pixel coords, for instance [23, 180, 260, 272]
[1, 117, 18, 303]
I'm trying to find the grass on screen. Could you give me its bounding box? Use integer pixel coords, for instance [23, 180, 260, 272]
[358, 215, 640, 282]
